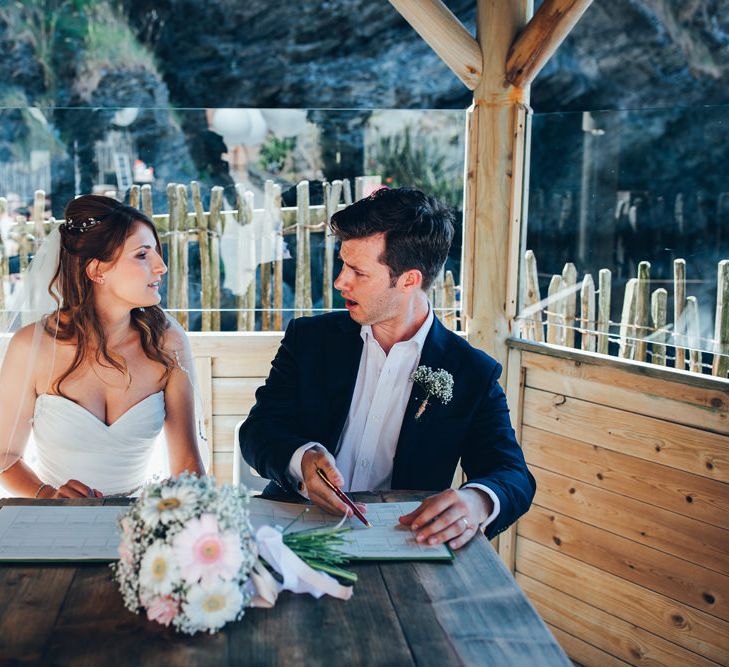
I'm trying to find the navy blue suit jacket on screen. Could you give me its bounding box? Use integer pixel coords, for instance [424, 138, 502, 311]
[239, 311, 535, 539]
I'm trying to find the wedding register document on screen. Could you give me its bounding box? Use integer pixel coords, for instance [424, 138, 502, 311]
[0, 500, 452, 562]
[248, 499, 453, 561]
[0, 506, 124, 561]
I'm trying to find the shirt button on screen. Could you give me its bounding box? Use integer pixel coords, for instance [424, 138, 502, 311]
[360, 459, 369, 468]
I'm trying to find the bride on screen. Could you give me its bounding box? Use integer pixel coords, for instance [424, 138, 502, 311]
[0, 194, 206, 498]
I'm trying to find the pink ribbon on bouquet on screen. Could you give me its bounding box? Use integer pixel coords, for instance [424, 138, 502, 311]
[249, 525, 353, 607]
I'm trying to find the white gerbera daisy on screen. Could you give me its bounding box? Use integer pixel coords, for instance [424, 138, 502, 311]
[141, 486, 198, 527]
[139, 543, 180, 595]
[183, 580, 243, 632]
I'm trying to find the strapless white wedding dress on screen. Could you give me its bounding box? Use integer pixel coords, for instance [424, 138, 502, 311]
[32, 391, 166, 496]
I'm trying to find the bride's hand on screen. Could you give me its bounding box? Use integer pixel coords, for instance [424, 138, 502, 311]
[51, 480, 103, 498]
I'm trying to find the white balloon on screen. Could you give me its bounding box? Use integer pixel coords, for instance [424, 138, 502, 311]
[112, 107, 139, 127]
[212, 108, 268, 146]
[261, 109, 308, 138]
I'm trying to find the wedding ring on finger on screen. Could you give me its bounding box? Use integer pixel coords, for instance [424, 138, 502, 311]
[460, 517, 470, 531]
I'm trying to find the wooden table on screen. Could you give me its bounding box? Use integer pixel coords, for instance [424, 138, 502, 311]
[0, 492, 569, 666]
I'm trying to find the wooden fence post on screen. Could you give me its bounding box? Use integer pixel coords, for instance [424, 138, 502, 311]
[619, 277, 637, 359]
[209, 186, 224, 331]
[674, 258, 686, 370]
[141, 184, 153, 219]
[547, 274, 564, 345]
[175, 184, 189, 330]
[634, 261, 651, 362]
[342, 178, 353, 206]
[323, 180, 341, 312]
[272, 184, 283, 331]
[580, 273, 595, 352]
[129, 184, 140, 209]
[260, 180, 274, 331]
[597, 268, 611, 355]
[166, 183, 178, 321]
[524, 250, 544, 342]
[33, 190, 45, 249]
[712, 259, 729, 377]
[651, 287, 667, 366]
[444, 270, 457, 330]
[235, 185, 256, 332]
[686, 295, 702, 373]
[191, 181, 211, 331]
[295, 181, 312, 318]
[562, 262, 577, 348]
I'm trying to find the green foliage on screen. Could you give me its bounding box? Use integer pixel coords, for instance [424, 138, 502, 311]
[367, 126, 463, 208]
[83, 3, 156, 72]
[259, 135, 297, 174]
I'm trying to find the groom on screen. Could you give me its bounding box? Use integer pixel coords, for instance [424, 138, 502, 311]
[240, 187, 535, 548]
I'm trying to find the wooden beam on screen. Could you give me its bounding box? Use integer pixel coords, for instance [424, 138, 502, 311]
[506, 0, 593, 88]
[389, 0, 482, 90]
[464, 0, 531, 373]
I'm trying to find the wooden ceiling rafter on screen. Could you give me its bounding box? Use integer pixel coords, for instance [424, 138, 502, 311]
[506, 0, 593, 88]
[388, 0, 483, 91]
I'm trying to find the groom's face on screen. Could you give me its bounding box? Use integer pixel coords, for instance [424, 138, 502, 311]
[334, 233, 402, 326]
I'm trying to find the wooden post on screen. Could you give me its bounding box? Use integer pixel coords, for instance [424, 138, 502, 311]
[141, 184, 153, 219]
[342, 179, 353, 206]
[463, 0, 532, 378]
[561, 262, 577, 348]
[191, 181, 211, 332]
[618, 278, 637, 359]
[634, 261, 651, 362]
[388, 0, 482, 90]
[597, 268, 611, 355]
[209, 186, 224, 331]
[175, 184, 189, 330]
[673, 258, 687, 371]
[546, 275, 564, 345]
[444, 270, 457, 331]
[651, 287, 668, 366]
[686, 296, 702, 373]
[523, 250, 544, 342]
[272, 184, 284, 331]
[166, 184, 178, 320]
[33, 190, 45, 247]
[128, 184, 140, 209]
[580, 273, 595, 352]
[261, 180, 274, 331]
[712, 259, 729, 377]
[235, 185, 256, 332]
[323, 180, 342, 312]
[295, 181, 312, 318]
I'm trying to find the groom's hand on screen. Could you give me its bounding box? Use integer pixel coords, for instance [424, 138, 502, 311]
[301, 447, 367, 518]
[399, 488, 492, 550]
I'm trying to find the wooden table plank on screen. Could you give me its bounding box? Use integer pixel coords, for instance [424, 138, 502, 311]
[0, 494, 568, 666]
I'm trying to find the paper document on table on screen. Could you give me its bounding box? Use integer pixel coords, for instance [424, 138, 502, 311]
[248, 498, 453, 561]
[0, 506, 123, 561]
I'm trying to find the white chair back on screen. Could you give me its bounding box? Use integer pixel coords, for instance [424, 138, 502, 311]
[233, 421, 270, 493]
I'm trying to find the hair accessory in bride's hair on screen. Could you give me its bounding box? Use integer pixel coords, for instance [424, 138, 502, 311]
[61, 216, 104, 234]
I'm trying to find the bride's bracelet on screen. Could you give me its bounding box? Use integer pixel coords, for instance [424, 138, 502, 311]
[34, 482, 51, 498]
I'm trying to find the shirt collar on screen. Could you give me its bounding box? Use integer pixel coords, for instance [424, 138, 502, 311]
[360, 304, 434, 353]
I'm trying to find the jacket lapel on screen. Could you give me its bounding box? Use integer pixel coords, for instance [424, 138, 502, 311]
[392, 316, 461, 487]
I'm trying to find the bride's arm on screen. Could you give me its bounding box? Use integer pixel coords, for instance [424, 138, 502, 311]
[163, 321, 206, 477]
[0, 326, 46, 497]
[0, 326, 102, 498]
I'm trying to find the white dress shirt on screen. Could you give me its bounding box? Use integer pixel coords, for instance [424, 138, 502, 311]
[288, 307, 500, 527]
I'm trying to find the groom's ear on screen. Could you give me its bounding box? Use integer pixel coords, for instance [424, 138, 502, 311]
[400, 269, 423, 291]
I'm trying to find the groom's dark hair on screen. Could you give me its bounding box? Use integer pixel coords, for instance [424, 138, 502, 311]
[329, 187, 454, 290]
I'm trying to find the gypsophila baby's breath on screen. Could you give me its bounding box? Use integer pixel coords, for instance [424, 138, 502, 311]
[410, 366, 454, 419]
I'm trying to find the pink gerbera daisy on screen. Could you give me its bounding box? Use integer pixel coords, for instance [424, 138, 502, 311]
[173, 513, 243, 584]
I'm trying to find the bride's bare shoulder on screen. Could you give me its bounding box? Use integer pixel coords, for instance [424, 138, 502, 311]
[161, 313, 192, 353]
[3, 322, 57, 369]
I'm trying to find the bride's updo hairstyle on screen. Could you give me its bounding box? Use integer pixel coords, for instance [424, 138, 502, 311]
[46, 194, 175, 395]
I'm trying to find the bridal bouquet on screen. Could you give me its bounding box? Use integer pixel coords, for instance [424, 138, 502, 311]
[113, 473, 354, 635]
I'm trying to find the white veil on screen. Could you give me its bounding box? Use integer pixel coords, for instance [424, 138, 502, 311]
[0, 225, 210, 486]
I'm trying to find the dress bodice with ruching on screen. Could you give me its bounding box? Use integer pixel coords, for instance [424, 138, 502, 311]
[32, 391, 165, 496]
